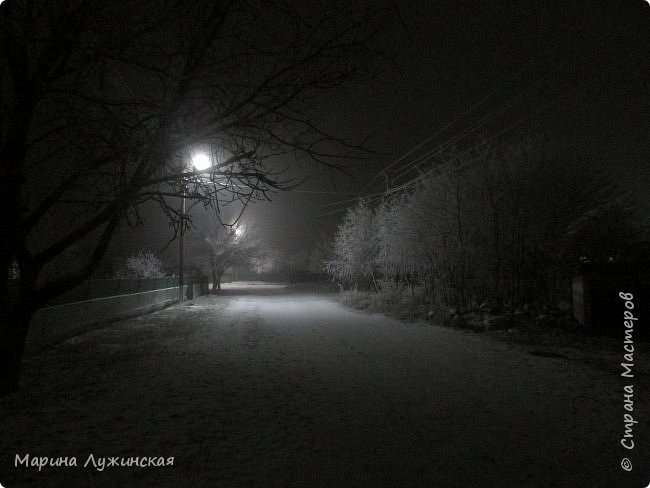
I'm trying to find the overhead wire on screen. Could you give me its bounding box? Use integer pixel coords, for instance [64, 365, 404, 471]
[355, 60, 539, 196]
[377, 2, 631, 200]
[312, 66, 553, 217]
[386, 71, 551, 183]
[314, 14, 627, 222]
[310, 103, 550, 220]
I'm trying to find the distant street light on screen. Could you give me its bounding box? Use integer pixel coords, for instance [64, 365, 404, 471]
[179, 149, 213, 302]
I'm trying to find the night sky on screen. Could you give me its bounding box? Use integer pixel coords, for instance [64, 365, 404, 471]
[83, 0, 650, 270]
[237, 0, 650, 256]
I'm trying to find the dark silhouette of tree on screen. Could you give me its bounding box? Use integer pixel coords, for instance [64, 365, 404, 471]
[0, 0, 388, 393]
[204, 224, 258, 291]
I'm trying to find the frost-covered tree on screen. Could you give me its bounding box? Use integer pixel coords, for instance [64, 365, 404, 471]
[121, 250, 165, 279]
[389, 168, 480, 308]
[326, 200, 379, 289]
[374, 194, 424, 281]
[329, 138, 641, 310]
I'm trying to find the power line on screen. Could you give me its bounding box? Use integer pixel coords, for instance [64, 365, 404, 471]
[387, 72, 551, 183]
[356, 60, 540, 196]
[312, 94, 556, 220]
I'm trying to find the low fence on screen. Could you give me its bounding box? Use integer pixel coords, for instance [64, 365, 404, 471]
[25, 277, 209, 354]
[43, 277, 183, 306]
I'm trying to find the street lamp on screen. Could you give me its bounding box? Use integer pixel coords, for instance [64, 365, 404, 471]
[178, 149, 213, 302]
[191, 151, 212, 171]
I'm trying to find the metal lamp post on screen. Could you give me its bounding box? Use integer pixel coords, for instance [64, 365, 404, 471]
[178, 182, 187, 302]
[178, 150, 213, 302]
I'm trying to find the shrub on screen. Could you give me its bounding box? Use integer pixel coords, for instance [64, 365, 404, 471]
[117, 250, 165, 278]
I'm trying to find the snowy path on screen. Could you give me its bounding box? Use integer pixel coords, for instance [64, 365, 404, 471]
[1, 283, 648, 487]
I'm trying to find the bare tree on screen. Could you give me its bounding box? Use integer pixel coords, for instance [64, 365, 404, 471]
[204, 223, 258, 291]
[0, 0, 389, 393]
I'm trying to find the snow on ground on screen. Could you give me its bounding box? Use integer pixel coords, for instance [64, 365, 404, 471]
[0, 282, 648, 487]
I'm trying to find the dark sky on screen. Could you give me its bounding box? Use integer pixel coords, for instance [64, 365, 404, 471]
[106, 0, 650, 268]
[242, 0, 650, 255]
[4, 0, 649, 273]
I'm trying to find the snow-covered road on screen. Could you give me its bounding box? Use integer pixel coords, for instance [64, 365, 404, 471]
[1, 283, 648, 487]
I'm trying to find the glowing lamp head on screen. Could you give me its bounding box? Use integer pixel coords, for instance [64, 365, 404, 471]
[192, 152, 211, 171]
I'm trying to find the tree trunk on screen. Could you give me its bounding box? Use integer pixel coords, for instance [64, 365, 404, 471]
[210, 268, 224, 292]
[216, 270, 224, 291]
[1, 257, 39, 395]
[0, 304, 33, 395]
[370, 272, 380, 293]
[211, 269, 218, 293]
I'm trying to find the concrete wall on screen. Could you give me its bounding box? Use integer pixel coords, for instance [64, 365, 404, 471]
[26, 283, 204, 354]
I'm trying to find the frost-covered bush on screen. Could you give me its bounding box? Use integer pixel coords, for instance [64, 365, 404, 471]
[119, 250, 165, 278]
